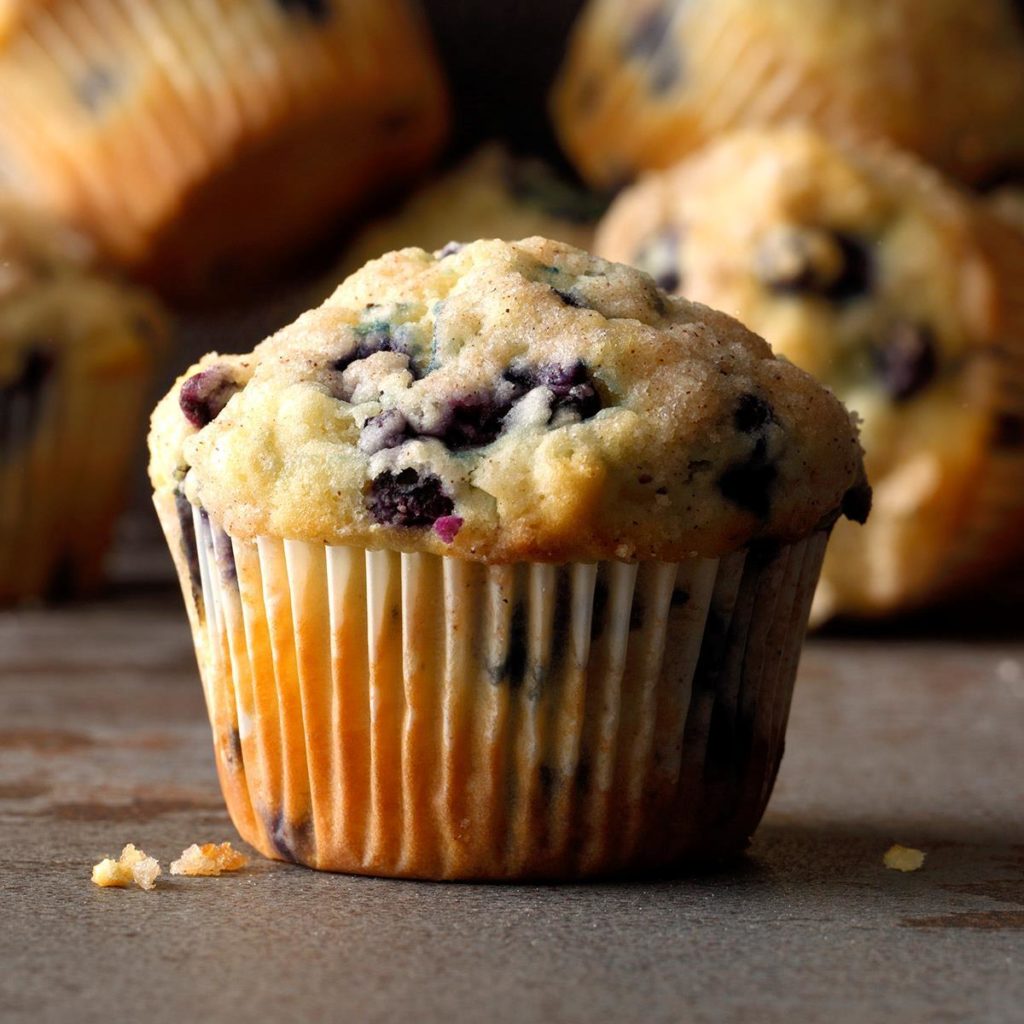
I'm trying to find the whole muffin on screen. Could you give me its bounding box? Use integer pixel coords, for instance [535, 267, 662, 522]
[0, 204, 164, 604]
[332, 144, 604, 282]
[0, 0, 448, 296]
[150, 237, 867, 880]
[596, 128, 1024, 620]
[551, 0, 1024, 189]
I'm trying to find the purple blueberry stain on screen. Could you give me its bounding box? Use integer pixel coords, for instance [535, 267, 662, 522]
[437, 241, 464, 258]
[179, 366, 241, 428]
[872, 321, 937, 402]
[433, 515, 464, 543]
[552, 286, 589, 309]
[174, 487, 204, 612]
[367, 468, 454, 528]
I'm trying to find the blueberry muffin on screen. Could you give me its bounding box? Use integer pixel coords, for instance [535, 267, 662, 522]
[0, 0, 448, 297]
[1, 204, 164, 604]
[551, 0, 1024, 189]
[150, 236, 867, 879]
[332, 144, 604, 283]
[596, 128, 1024, 619]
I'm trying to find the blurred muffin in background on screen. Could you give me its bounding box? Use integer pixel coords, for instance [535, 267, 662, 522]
[0, 204, 165, 604]
[0, 0, 449, 298]
[329, 143, 604, 284]
[596, 128, 1024, 620]
[551, 0, 1024, 189]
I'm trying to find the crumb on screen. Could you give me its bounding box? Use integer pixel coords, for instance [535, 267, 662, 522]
[91, 843, 161, 890]
[884, 843, 925, 872]
[170, 841, 249, 877]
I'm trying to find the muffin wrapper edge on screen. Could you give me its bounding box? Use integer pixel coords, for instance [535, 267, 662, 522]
[156, 497, 828, 880]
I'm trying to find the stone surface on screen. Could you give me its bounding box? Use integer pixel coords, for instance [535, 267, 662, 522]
[1, 585, 1022, 1024]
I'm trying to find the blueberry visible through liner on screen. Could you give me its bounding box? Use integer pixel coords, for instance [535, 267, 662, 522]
[367, 469, 454, 528]
[275, 0, 331, 22]
[872, 322, 938, 402]
[179, 366, 241, 428]
[174, 488, 203, 609]
[75, 66, 116, 112]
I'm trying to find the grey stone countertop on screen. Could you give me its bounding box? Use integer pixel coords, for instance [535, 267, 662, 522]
[1, 583, 1022, 1024]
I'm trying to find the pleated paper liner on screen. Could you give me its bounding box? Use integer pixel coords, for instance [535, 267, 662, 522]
[553, 0, 1024, 189]
[0, 0, 448, 293]
[0, 345, 148, 603]
[157, 495, 828, 880]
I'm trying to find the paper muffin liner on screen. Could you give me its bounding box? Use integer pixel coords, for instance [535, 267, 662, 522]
[156, 496, 828, 879]
[552, 0, 1024, 188]
[0, 0, 448, 292]
[0, 347, 149, 603]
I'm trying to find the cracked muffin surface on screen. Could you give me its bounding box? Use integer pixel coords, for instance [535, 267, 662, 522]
[150, 236, 866, 563]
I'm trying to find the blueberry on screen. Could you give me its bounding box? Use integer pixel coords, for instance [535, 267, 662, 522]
[367, 469, 454, 528]
[552, 287, 588, 309]
[733, 394, 774, 433]
[757, 228, 872, 302]
[872, 322, 937, 402]
[501, 160, 608, 224]
[179, 366, 241, 428]
[841, 481, 872, 524]
[358, 408, 411, 455]
[332, 323, 397, 373]
[510, 360, 602, 421]
[635, 228, 682, 294]
[994, 413, 1024, 448]
[491, 601, 528, 688]
[623, 5, 671, 59]
[433, 393, 512, 449]
[75, 66, 116, 112]
[718, 438, 777, 519]
[437, 241, 464, 258]
[275, 0, 331, 22]
[621, 6, 681, 93]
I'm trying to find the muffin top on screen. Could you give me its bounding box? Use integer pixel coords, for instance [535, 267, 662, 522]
[150, 237, 867, 563]
[333, 144, 603, 281]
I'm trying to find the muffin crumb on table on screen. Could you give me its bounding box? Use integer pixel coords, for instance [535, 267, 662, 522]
[170, 843, 250, 877]
[883, 844, 926, 872]
[91, 845, 161, 891]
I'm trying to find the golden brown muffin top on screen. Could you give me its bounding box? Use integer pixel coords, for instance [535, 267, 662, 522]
[150, 237, 867, 563]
